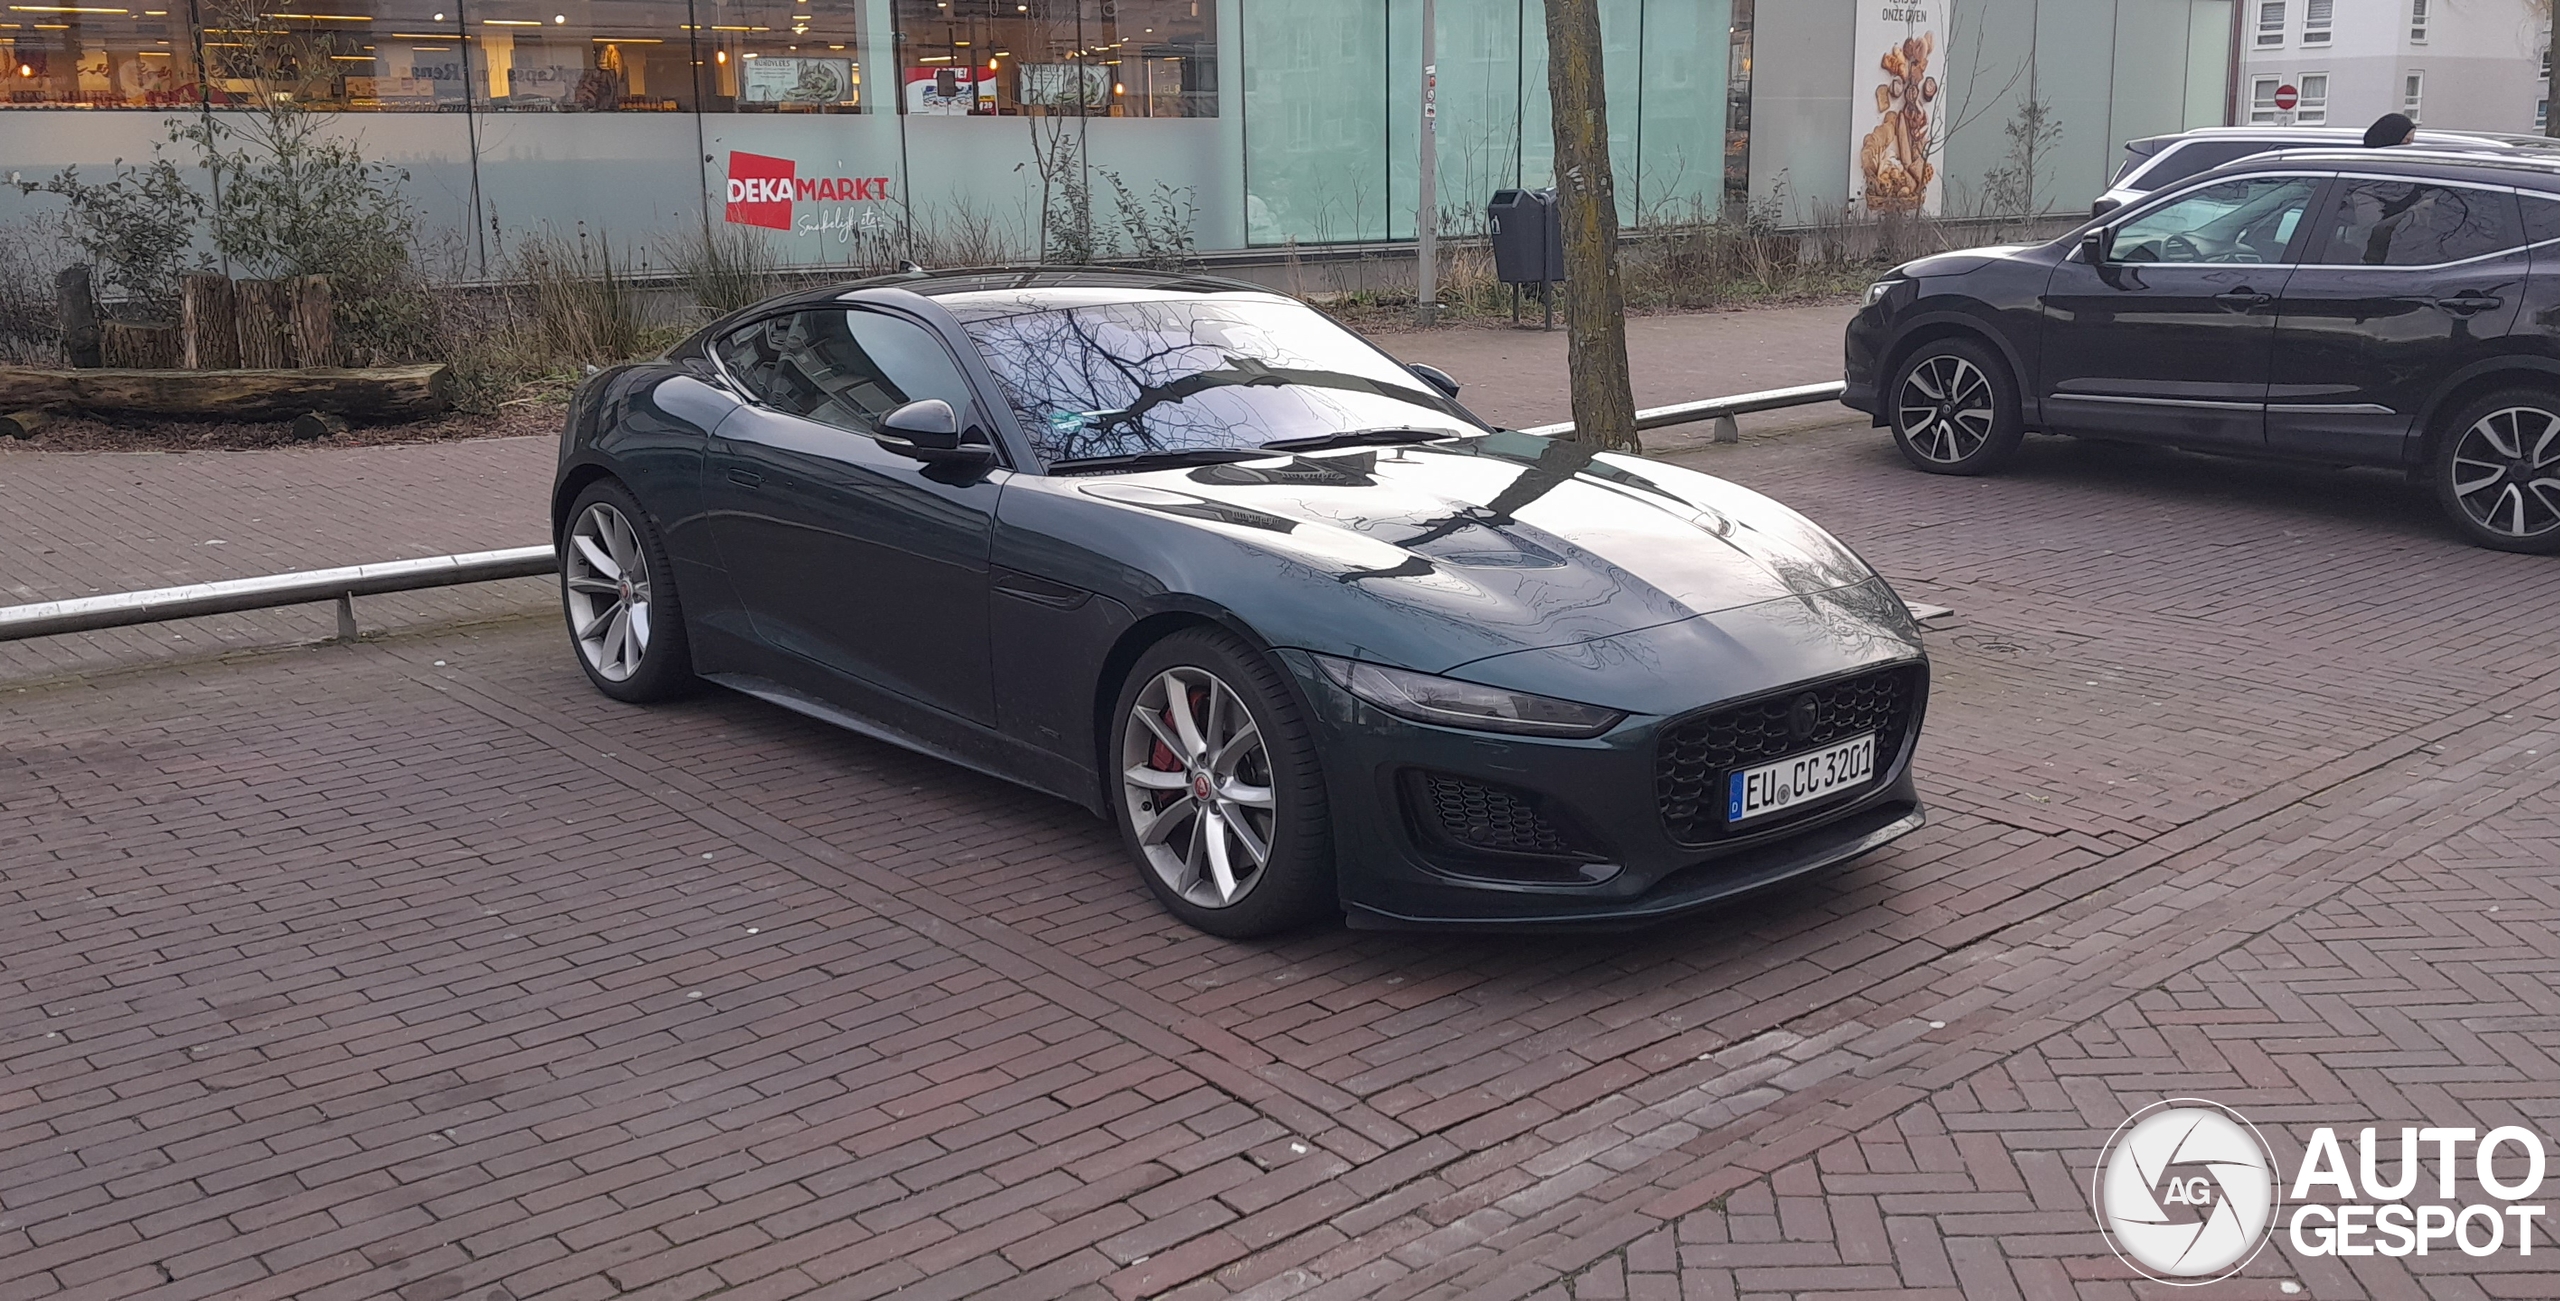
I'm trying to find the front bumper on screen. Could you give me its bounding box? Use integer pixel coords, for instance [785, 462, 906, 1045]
[1278, 647, 1929, 930]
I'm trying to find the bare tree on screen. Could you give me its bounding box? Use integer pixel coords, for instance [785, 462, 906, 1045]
[1539, 0, 1638, 453]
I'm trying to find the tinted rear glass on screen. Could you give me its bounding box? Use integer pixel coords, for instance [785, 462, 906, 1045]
[2306, 181, 2525, 266]
[2133, 140, 2283, 192]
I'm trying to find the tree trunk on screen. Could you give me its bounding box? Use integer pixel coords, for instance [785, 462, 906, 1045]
[180, 272, 241, 370]
[57, 266, 102, 369]
[1540, 0, 1639, 452]
[236, 279, 295, 369]
[0, 363, 454, 421]
[292, 276, 336, 368]
[99, 322, 182, 370]
[2548, 16, 2560, 138]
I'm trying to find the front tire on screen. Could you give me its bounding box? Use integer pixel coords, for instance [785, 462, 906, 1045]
[1889, 337, 2024, 475]
[561, 479, 696, 701]
[1108, 628, 1333, 938]
[2432, 390, 2560, 554]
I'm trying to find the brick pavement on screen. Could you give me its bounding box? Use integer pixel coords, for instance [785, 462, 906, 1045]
[7, 318, 2560, 1300]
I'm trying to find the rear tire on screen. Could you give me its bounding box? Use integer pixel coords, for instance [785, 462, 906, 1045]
[1107, 628, 1334, 938]
[561, 479, 697, 702]
[2431, 389, 2560, 554]
[1888, 337, 2025, 475]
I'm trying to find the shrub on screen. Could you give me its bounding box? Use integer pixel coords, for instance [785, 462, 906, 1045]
[9, 157, 205, 320]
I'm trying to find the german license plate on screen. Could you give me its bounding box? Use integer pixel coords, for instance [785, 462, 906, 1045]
[1727, 733, 1876, 824]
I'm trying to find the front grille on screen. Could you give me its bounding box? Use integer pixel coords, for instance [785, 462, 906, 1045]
[1656, 664, 1922, 845]
[1415, 772, 1575, 857]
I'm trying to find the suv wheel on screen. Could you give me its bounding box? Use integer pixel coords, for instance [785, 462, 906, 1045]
[2433, 390, 2560, 554]
[1889, 337, 2025, 475]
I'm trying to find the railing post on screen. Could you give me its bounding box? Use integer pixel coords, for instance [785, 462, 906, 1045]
[336, 593, 358, 643]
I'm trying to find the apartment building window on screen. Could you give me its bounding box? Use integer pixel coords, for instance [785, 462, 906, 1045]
[2409, 0, 2427, 43]
[2541, 99, 2550, 131]
[2259, 1, 2285, 47]
[2302, 0, 2331, 46]
[2404, 70, 2424, 121]
[2296, 73, 2328, 124]
[2251, 75, 2283, 123]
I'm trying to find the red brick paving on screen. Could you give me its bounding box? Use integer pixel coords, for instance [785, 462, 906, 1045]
[6, 314, 2560, 1300]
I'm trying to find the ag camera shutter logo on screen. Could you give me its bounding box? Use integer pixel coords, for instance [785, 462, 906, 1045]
[2092, 1099, 2281, 1284]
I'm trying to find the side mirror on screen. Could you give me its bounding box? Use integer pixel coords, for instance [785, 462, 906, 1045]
[2080, 229, 2113, 265]
[1408, 363, 1461, 398]
[2089, 197, 2122, 220]
[878, 398, 995, 468]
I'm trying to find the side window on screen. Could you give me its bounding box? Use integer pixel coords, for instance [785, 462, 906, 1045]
[2521, 193, 2560, 245]
[712, 309, 977, 434]
[2111, 175, 2319, 264]
[2304, 181, 2523, 266]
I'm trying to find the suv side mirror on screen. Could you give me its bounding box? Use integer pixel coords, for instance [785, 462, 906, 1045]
[878, 398, 994, 468]
[1408, 363, 1461, 398]
[2080, 229, 2114, 264]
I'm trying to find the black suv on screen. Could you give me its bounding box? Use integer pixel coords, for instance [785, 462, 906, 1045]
[1844, 148, 2560, 553]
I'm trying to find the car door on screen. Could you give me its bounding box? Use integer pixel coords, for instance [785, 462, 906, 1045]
[2038, 172, 2324, 450]
[702, 306, 1005, 725]
[2265, 177, 2529, 464]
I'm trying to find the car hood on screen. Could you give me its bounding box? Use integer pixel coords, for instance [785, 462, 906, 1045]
[1895, 244, 2035, 277]
[1013, 431, 1885, 675]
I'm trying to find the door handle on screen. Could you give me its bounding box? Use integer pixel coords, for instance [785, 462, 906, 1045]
[2212, 288, 2274, 311]
[2433, 293, 2503, 316]
[727, 468, 764, 487]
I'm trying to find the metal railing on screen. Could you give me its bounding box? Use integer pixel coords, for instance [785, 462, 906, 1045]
[1519, 380, 1849, 442]
[0, 379, 1860, 643]
[0, 546, 556, 643]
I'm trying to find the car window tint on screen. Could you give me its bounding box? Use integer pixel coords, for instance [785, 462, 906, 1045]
[2307, 181, 2524, 266]
[2111, 175, 2319, 264]
[712, 310, 975, 432]
[2522, 193, 2560, 244]
[2134, 140, 2273, 191]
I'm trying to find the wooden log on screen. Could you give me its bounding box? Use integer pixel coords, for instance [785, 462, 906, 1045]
[291, 276, 335, 368]
[235, 279, 294, 369]
[57, 266, 102, 369]
[99, 321, 181, 370]
[0, 408, 55, 439]
[180, 272, 240, 370]
[0, 363, 454, 421]
[290, 410, 351, 440]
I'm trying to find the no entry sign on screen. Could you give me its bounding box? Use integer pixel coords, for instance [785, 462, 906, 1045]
[2274, 83, 2299, 110]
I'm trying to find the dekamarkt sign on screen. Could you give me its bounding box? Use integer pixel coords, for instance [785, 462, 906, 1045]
[723, 151, 894, 240]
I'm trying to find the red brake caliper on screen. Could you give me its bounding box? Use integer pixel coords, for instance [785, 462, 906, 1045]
[1144, 690, 1201, 810]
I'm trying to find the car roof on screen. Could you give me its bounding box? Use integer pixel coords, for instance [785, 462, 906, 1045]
[2132, 125, 2560, 151]
[2203, 145, 2560, 192]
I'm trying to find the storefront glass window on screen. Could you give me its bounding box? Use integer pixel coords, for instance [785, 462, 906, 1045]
[1243, 0, 1386, 242]
[469, 0, 728, 112]
[891, 0, 1213, 118]
[694, 0, 863, 111]
[3, 1, 204, 109]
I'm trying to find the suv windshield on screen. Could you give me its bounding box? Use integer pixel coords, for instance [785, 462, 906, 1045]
[961, 296, 1478, 468]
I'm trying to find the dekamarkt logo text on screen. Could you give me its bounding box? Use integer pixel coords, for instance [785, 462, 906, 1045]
[2091, 1098, 2547, 1286]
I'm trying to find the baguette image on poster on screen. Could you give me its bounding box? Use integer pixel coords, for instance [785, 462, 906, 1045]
[1852, 5, 1945, 216]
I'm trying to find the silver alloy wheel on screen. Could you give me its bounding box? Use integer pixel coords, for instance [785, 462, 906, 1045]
[1897, 354, 1997, 463]
[1121, 666, 1277, 910]
[2450, 406, 2560, 539]
[564, 502, 653, 682]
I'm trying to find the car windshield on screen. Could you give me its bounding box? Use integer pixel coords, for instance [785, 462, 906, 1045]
[960, 296, 1479, 468]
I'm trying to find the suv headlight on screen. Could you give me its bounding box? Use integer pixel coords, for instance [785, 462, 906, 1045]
[1863, 279, 1900, 309]
[1314, 655, 1624, 738]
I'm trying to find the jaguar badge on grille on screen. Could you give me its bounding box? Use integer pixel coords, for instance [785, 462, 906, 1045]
[1788, 693, 1823, 743]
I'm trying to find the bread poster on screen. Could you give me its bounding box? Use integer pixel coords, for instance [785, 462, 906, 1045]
[1852, 4, 1945, 216]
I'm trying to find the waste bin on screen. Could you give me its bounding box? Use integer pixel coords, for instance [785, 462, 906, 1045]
[1487, 188, 1563, 285]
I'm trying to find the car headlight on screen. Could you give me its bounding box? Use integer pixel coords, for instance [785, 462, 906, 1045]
[1314, 655, 1624, 738]
[1863, 279, 1900, 309]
